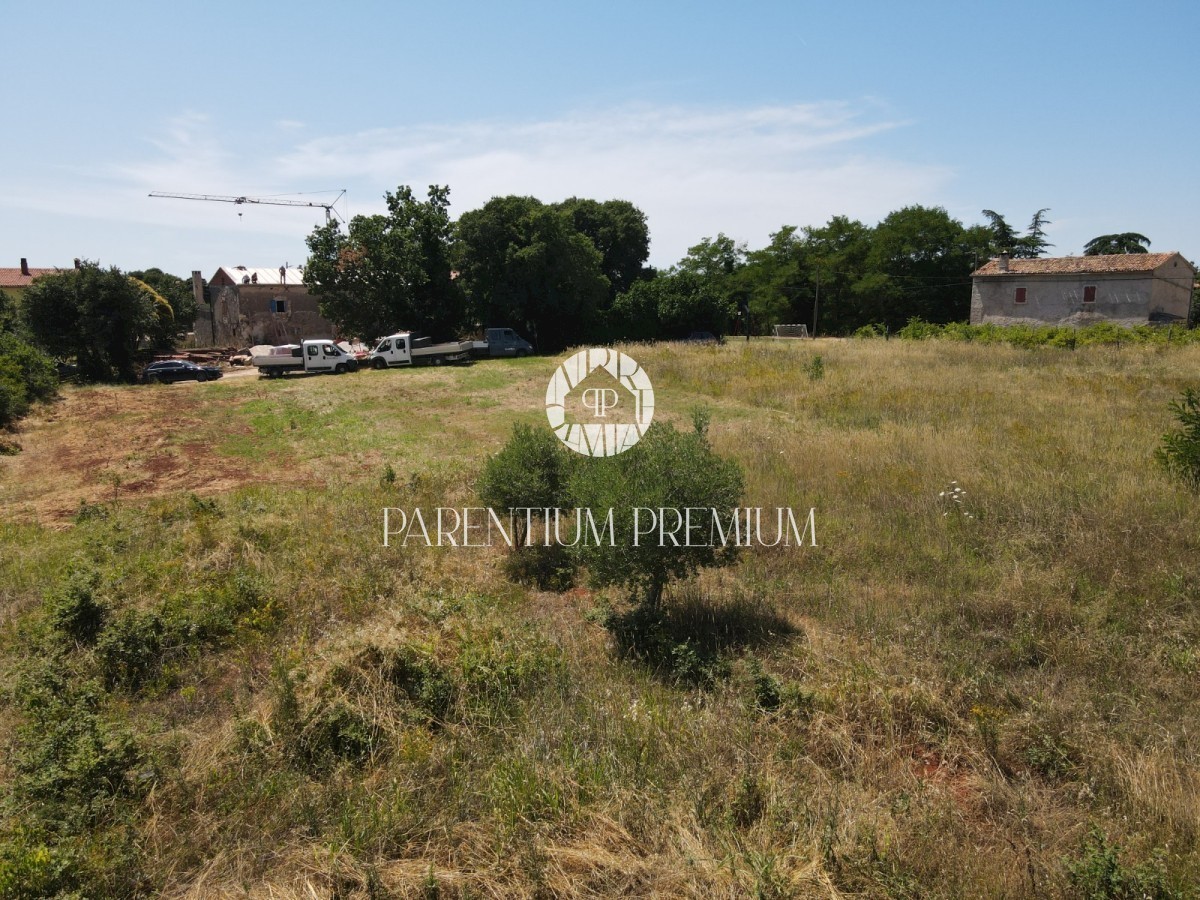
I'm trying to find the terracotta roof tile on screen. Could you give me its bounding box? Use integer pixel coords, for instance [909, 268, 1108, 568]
[0, 268, 62, 288]
[972, 252, 1188, 277]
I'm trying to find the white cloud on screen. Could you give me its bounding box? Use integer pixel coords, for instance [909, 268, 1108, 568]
[0, 101, 954, 273]
[272, 102, 951, 265]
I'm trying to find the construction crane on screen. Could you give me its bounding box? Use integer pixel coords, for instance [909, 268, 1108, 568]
[148, 189, 346, 223]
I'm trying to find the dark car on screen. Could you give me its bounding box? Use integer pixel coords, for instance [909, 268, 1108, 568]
[142, 360, 223, 384]
[683, 331, 719, 344]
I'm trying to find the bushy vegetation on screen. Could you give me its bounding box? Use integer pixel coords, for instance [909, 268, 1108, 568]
[479, 411, 745, 608]
[0, 333, 57, 429]
[1065, 829, 1181, 899]
[862, 316, 1200, 348]
[1156, 388, 1200, 490]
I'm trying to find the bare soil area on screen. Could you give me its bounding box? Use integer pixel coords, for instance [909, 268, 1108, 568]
[0, 379, 278, 525]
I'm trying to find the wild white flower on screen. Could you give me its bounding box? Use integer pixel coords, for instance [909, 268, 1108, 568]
[624, 699, 641, 722]
[939, 480, 974, 521]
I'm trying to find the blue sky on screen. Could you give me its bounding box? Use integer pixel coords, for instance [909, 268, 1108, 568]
[2, 0, 1197, 278]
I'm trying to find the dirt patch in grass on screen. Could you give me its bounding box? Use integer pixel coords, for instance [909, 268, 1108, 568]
[0, 382, 307, 525]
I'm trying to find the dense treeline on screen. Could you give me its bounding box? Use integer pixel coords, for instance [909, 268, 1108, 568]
[306, 188, 1078, 349]
[0, 262, 198, 428]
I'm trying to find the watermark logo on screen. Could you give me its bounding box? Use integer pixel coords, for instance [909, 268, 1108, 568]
[582, 388, 619, 417]
[545, 349, 654, 457]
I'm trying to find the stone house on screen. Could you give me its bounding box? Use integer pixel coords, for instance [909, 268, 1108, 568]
[191, 265, 338, 346]
[970, 252, 1195, 327]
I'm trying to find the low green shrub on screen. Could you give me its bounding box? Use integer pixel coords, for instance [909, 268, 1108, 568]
[8, 664, 141, 829]
[1, 662, 148, 897]
[1156, 388, 1200, 490]
[44, 565, 107, 646]
[0, 334, 57, 428]
[892, 318, 1200, 348]
[269, 667, 380, 771]
[851, 323, 887, 338]
[1064, 829, 1180, 899]
[95, 609, 165, 692]
[478, 422, 574, 546]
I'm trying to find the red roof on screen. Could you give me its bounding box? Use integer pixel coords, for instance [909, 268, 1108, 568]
[0, 267, 61, 288]
[972, 252, 1188, 277]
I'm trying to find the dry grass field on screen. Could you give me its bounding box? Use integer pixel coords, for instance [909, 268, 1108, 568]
[1, 338, 1199, 898]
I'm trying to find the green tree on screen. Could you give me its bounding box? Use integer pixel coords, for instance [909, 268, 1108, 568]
[22, 263, 159, 382]
[607, 277, 664, 342]
[555, 198, 652, 300]
[1084, 232, 1152, 255]
[568, 412, 744, 609]
[979, 208, 1053, 259]
[981, 209, 1020, 255]
[962, 223, 998, 272]
[609, 271, 733, 341]
[739, 226, 811, 331]
[673, 234, 749, 333]
[129, 268, 196, 346]
[454, 196, 609, 352]
[304, 185, 463, 341]
[0, 288, 23, 337]
[802, 215, 873, 335]
[1016, 208, 1053, 258]
[864, 205, 973, 327]
[657, 271, 733, 338]
[675, 233, 746, 281]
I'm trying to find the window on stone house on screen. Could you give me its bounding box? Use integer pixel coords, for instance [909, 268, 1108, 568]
[1083, 286, 1096, 303]
[1014, 287, 1026, 304]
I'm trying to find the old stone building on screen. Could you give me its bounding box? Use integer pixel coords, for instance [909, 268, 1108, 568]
[191, 265, 338, 346]
[970, 252, 1195, 327]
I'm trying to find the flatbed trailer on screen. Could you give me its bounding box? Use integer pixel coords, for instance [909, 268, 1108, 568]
[367, 333, 473, 368]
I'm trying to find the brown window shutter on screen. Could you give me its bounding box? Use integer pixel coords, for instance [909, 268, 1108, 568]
[1083, 286, 1096, 303]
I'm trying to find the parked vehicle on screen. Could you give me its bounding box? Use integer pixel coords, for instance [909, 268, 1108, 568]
[368, 333, 473, 369]
[469, 327, 533, 358]
[143, 360, 224, 384]
[252, 340, 359, 377]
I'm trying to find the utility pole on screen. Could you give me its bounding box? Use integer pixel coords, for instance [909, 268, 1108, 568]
[812, 268, 820, 338]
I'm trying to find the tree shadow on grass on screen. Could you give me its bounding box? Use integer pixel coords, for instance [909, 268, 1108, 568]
[603, 585, 799, 688]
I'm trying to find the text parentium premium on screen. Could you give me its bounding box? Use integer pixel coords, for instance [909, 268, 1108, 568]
[382, 507, 817, 548]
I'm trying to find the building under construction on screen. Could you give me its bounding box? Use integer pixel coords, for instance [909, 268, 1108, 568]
[191, 265, 339, 347]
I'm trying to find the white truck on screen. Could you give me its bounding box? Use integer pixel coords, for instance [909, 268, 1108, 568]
[252, 340, 360, 377]
[367, 333, 473, 369]
[470, 327, 533, 358]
